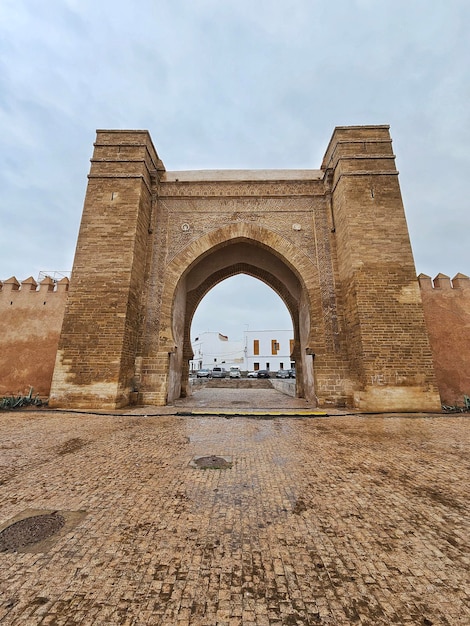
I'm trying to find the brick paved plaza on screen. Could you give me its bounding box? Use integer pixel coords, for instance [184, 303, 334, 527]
[0, 387, 468, 625]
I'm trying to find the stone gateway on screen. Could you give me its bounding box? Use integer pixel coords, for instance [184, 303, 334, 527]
[49, 126, 441, 412]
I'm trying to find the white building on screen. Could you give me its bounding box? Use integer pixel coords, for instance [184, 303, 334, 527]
[244, 329, 294, 373]
[191, 329, 294, 373]
[190, 332, 244, 372]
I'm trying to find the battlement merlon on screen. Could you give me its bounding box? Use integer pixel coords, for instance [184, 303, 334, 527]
[89, 130, 166, 191]
[0, 276, 69, 295]
[418, 273, 470, 290]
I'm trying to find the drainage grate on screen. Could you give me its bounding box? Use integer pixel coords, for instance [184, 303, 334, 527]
[0, 512, 65, 552]
[191, 455, 232, 469]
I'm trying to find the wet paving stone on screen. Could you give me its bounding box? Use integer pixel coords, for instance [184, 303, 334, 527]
[0, 406, 468, 625]
[191, 455, 233, 469]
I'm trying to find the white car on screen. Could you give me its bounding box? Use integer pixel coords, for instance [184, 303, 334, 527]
[211, 367, 226, 378]
[229, 367, 241, 378]
[247, 371, 258, 378]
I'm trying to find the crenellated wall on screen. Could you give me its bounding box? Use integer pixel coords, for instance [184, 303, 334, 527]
[418, 273, 470, 406]
[1, 270, 468, 408]
[0, 276, 69, 396]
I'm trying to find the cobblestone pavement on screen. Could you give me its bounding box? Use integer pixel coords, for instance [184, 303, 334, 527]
[172, 384, 319, 412]
[0, 394, 468, 624]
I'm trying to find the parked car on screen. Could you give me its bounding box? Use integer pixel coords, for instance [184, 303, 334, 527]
[196, 368, 211, 378]
[276, 369, 289, 378]
[287, 368, 296, 378]
[229, 367, 241, 378]
[211, 366, 226, 378]
[257, 370, 271, 378]
[247, 371, 258, 378]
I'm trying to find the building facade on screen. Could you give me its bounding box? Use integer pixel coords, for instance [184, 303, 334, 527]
[244, 330, 294, 373]
[4, 126, 467, 411]
[190, 332, 244, 371]
[189, 329, 294, 373]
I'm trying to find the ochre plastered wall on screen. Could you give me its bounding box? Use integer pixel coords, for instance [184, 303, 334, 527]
[0, 276, 69, 396]
[419, 273, 470, 406]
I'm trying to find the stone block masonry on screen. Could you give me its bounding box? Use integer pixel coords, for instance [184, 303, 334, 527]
[4, 125, 460, 412]
[49, 131, 163, 409]
[3, 270, 466, 408]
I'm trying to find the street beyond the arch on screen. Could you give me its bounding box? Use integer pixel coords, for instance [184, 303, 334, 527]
[0, 387, 468, 625]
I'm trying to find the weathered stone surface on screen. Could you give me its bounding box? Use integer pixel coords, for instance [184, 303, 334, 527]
[0, 409, 468, 624]
[43, 126, 444, 411]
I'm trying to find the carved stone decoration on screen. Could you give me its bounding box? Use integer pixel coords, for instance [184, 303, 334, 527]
[48, 126, 441, 414]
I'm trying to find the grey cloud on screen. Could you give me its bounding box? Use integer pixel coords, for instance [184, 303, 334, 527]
[0, 0, 468, 334]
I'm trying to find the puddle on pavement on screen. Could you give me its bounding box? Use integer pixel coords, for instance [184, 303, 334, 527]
[190, 455, 233, 469]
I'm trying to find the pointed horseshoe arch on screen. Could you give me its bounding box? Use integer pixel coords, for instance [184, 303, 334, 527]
[181, 264, 301, 398]
[144, 222, 322, 404]
[49, 126, 441, 413]
[156, 221, 319, 346]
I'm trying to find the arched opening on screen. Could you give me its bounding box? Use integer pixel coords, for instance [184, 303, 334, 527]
[162, 234, 317, 405]
[189, 274, 294, 377]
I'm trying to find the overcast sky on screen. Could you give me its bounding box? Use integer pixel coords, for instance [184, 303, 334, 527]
[1, 0, 469, 341]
